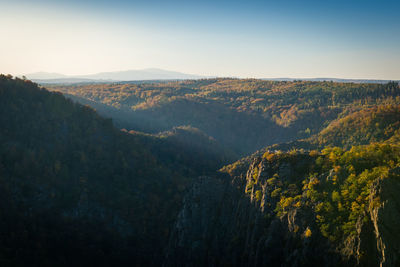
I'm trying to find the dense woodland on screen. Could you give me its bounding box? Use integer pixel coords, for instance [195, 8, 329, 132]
[49, 79, 400, 155]
[212, 142, 400, 266]
[1, 75, 400, 266]
[0, 75, 231, 266]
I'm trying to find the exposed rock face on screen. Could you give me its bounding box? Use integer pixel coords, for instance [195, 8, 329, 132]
[339, 167, 400, 267]
[165, 155, 400, 266]
[357, 167, 400, 267]
[376, 172, 400, 266]
[164, 175, 255, 266]
[164, 158, 340, 266]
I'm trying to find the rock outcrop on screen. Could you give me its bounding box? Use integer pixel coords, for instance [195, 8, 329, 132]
[165, 152, 400, 266]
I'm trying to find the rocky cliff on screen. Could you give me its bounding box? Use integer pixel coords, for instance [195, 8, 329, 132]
[165, 147, 400, 266]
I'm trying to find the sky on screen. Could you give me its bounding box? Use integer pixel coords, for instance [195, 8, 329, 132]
[0, 0, 399, 79]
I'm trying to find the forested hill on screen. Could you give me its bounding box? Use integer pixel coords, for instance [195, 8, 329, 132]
[49, 79, 400, 156]
[173, 143, 400, 266]
[2, 75, 400, 266]
[0, 75, 228, 266]
[314, 105, 400, 148]
[265, 104, 400, 153]
[166, 88, 400, 266]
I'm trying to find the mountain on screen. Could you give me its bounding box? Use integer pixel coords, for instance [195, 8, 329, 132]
[25, 72, 398, 84]
[25, 68, 204, 83]
[0, 75, 231, 266]
[79, 68, 204, 80]
[25, 71, 68, 79]
[167, 143, 400, 266]
[49, 79, 400, 156]
[166, 105, 400, 266]
[29, 78, 103, 84]
[2, 75, 400, 266]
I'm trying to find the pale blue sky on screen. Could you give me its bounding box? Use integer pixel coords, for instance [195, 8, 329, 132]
[1, 0, 399, 79]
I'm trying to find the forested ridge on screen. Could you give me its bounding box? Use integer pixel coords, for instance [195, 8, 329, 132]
[0, 75, 229, 266]
[196, 142, 400, 266]
[1, 75, 400, 266]
[49, 79, 400, 156]
[187, 82, 400, 266]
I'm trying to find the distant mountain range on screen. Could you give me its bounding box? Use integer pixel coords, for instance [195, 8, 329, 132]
[24, 69, 397, 84]
[25, 68, 205, 83]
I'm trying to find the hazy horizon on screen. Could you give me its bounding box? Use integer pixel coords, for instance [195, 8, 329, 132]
[1, 0, 399, 80]
[21, 68, 399, 81]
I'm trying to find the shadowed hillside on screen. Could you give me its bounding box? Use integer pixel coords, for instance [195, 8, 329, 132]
[49, 79, 400, 156]
[1, 75, 400, 266]
[0, 75, 229, 266]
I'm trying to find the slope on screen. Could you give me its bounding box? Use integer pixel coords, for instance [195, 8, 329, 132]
[166, 100, 400, 266]
[48, 79, 400, 156]
[0, 75, 226, 266]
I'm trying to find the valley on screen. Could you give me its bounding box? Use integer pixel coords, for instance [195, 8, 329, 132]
[0, 75, 399, 266]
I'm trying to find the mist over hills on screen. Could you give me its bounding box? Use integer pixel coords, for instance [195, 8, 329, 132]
[24, 69, 397, 84]
[81, 68, 204, 81]
[25, 72, 69, 79]
[25, 68, 205, 83]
